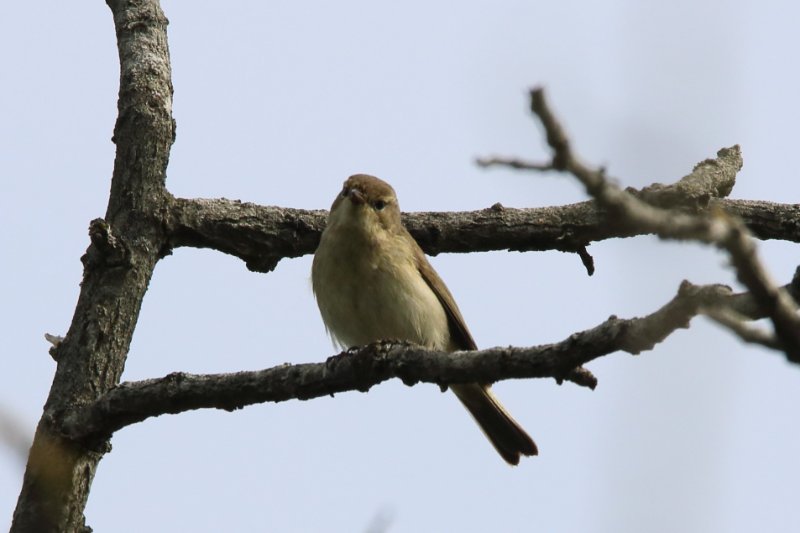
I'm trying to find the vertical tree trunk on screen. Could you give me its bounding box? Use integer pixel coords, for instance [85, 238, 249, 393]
[11, 1, 174, 530]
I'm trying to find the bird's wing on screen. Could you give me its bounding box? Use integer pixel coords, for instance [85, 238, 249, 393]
[412, 240, 478, 351]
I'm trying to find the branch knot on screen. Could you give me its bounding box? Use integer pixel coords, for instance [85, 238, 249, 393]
[82, 218, 130, 269]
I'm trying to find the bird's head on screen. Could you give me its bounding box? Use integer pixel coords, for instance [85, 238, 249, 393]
[328, 174, 402, 235]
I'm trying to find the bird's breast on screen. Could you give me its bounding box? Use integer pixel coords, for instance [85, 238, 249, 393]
[312, 229, 450, 350]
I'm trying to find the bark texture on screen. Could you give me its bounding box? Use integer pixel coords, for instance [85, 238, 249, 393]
[11, 1, 174, 531]
[165, 195, 800, 274]
[56, 276, 799, 444]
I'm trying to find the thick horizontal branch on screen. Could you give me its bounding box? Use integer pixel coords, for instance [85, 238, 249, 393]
[165, 197, 327, 272]
[165, 193, 800, 274]
[60, 277, 790, 443]
[717, 199, 800, 241]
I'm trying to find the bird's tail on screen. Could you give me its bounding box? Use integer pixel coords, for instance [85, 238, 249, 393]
[451, 383, 537, 465]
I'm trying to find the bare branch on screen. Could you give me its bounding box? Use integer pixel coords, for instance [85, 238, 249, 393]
[12, 1, 174, 531]
[60, 278, 791, 442]
[718, 199, 800, 242]
[165, 197, 327, 272]
[526, 86, 800, 363]
[576, 245, 595, 276]
[562, 366, 598, 388]
[475, 156, 554, 171]
[165, 185, 800, 275]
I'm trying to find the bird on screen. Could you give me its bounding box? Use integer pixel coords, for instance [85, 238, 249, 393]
[311, 173, 537, 465]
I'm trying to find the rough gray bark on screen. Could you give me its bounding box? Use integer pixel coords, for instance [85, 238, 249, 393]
[11, 1, 174, 531]
[165, 194, 800, 275]
[56, 275, 800, 444]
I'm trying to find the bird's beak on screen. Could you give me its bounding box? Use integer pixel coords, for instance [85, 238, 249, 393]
[346, 187, 366, 206]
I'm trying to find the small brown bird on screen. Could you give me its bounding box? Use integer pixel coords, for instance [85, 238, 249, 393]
[312, 174, 537, 465]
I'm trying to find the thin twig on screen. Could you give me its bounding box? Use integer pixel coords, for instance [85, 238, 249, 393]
[475, 156, 554, 171]
[526, 86, 800, 363]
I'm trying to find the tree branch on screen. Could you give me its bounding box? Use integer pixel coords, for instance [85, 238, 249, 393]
[165, 191, 800, 275]
[12, 1, 174, 531]
[476, 156, 555, 171]
[60, 276, 797, 443]
[526, 86, 800, 363]
[165, 197, 327, 272]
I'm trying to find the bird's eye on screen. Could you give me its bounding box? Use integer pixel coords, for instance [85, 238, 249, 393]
[373, 199, 387, 211]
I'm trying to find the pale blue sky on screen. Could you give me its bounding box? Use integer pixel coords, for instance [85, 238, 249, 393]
[2, 1, 799, 531]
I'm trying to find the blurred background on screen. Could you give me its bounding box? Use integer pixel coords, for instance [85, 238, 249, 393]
[2, 1, 799, 531]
